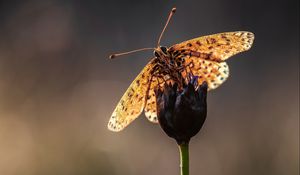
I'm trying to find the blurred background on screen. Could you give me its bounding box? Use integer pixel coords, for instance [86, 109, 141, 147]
[0, 0, 298, 175]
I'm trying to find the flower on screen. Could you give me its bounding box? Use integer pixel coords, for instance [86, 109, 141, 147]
[155, 77, 207, 145]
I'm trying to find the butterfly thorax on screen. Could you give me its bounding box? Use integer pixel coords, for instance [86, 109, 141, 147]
[153, 46, 187, 89]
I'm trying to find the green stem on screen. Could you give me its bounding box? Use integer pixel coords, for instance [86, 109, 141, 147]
[179, 143, 189, 175]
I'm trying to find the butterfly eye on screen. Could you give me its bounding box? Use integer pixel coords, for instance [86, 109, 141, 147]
[154, 50, 160, 58]
[160, 46, 168, 54]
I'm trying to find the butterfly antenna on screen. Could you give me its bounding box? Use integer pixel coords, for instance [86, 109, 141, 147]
[109, 47, 155, 59]
[157, 7, 176, 47]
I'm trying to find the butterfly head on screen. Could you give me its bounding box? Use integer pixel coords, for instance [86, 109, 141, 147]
[154, 46, 170, 58]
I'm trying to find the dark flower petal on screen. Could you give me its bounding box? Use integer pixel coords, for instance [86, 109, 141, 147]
[156, 78, 208, 145]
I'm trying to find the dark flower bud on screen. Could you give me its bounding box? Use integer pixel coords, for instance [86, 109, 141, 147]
[156, 78, 207, 145]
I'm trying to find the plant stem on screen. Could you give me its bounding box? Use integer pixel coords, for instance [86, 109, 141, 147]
[179, 143, 189, 175]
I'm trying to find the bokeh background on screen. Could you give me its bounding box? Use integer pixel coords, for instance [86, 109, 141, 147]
[0, 0, 298, 175]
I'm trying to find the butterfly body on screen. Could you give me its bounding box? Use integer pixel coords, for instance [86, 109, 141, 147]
[152, 46, 187, 88]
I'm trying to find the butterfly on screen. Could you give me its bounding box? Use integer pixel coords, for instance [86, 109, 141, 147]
[108, 7, 254, 132]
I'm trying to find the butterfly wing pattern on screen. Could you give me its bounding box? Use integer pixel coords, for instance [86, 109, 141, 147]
[144, 75, 170, 123]
[181, 57, 230, 90]
[108, 59, 157, 131]
[144, 79, 160, 123]
[170, 31, 254, 61]
[169, 31, 254, 90]
[109, 31, 254, 131]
